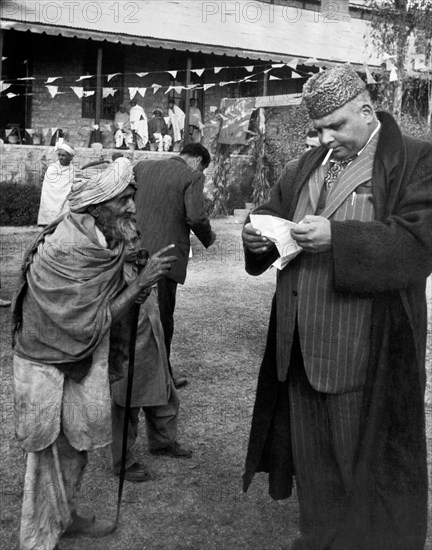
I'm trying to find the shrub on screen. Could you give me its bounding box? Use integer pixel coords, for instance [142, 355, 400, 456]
[0, 182, 41, 226]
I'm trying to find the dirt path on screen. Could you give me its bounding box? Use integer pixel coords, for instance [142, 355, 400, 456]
[0, 218, 431, 549]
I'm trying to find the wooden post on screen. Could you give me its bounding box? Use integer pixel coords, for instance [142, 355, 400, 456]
[183, 56, 192, 145]
[0, 30, 4, 85]
[94, 45, 103, 143]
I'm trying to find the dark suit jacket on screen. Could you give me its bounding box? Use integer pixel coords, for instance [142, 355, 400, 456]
[133, 156, 215, 284]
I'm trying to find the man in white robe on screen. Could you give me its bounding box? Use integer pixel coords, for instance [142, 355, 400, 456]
[129, 101, 148, 150]
[37, 142, 76, 226]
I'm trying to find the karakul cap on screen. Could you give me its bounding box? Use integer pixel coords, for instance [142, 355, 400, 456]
[302, 64, 366, 120]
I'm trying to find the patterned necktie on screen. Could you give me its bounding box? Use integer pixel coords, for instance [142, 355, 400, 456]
[323, 156, 357, 190]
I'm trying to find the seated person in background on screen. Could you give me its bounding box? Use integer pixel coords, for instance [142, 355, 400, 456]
[129, 101, 148, 150]
[110, 221, 192, 483]
[114, 103, 132, 148]
[148, 108, 172, 152]
[37, 142, 76, 226]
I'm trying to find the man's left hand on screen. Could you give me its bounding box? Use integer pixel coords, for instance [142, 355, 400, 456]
[291, 215, 331, 253]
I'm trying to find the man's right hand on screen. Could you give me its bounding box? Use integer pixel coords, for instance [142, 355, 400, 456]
[242, 223, 275, 254]
[137, 245, 177, 288]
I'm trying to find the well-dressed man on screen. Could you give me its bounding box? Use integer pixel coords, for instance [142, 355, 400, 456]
[242, 65, 432, 550]
[134, 143, 216, 388]
[13, 158, 177, 550]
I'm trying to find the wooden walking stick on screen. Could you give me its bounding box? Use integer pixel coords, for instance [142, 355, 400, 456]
[115, 249, 149, 527]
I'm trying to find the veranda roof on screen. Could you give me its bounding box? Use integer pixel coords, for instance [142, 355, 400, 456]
[0, 0, 380, 68]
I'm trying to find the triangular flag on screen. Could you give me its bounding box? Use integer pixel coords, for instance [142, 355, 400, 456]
[291, 71, 302, 79]
[2, 57, 7, 61]
[83, 91, 95, 97]
[6, 93, 17, 99]
[192, 68, 205, 77]
[245, 66, 254, 72]
[272, 63, 285, 68]
[269, 75, 281, 80]
[287, 58, 299, 70]
[263, 68, 272, 74]
[167, 70, 178, 78]
[382, 53, 395, 62]
[389, 68, 398, 82]
[219, 81, 235, 87]
[46, 86, 59, 98]
[319, 67, 324, 73]
[151, 84, 162, 94]
[17, 77, 35, 81]
[203, 83, 216, 91]
[102, 87, 116, 98]
[5, 129, 12, 137]
[42, 128, 50, 138]
[76, 75, 93, 82]
[365, 67, 376, 84]
[26, 129, 35, 135]
[129, 87, 138, 99]
[214, 67, 224, 74]
[385, 58, 395, 71]
[51, 127, 58, 135]
[137, 87, 146, 97]
[70, 86, 84, 98]
[136, 72, 149, 77]
[0, 82, 11, 93]
[107, 73, 120, 82]
[45, 76, 61, 84]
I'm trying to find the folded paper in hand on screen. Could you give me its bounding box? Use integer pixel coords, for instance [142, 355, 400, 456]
[250, 214, 302, 270]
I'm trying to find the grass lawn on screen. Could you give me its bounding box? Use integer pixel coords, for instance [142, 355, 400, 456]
[0, 217, 431, 550]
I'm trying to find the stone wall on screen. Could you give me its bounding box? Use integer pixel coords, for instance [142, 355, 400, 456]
[0, 144, 175, 186]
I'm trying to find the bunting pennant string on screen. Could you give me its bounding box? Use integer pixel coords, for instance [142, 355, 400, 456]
[1, 57, 390, 101]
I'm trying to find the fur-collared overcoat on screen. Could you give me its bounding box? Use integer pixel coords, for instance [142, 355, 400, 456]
[243, 112, 432, 550]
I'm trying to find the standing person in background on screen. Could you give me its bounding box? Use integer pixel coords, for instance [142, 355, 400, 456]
[37, 143, 76, 226]
[129, 100, 148, 150]
[110, 221, 192, 483]
[133, 143, 216, 389]
[242, 64, 432, 550]
[168, 99, 185, 150]
[304, 128, 320, 151]
[188, 98, 204, 143]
